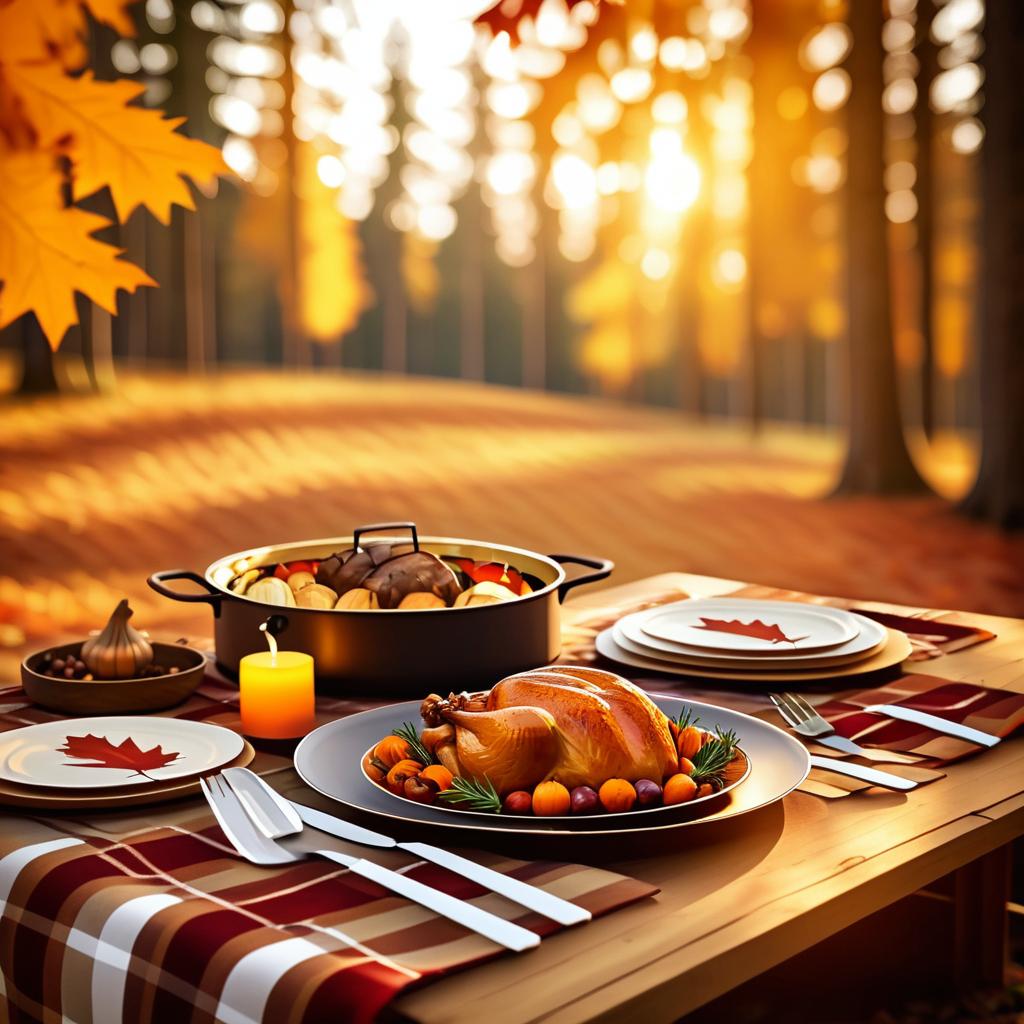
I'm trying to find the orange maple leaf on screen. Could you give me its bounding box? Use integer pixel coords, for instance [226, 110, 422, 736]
[0, 0, 90, 69]
[695, 617, 808, 645]
[58, 732, 180, 778]
[0, 152, 154, 346]
[82, 0, 136, 36]
[5, 64, 227, 223]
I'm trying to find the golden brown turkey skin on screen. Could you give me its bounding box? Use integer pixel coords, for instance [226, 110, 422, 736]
[420, 665, 678, 793]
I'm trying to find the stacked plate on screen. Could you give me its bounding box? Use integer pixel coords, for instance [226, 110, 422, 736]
[0, 716, 254, 811]
[596, 598, 912, 685]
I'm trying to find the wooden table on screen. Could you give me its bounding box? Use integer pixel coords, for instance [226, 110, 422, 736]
[393, 573, 1024, 1024]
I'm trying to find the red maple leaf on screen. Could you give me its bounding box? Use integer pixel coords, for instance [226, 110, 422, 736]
[58, 734, 181, 779]
[694, 617, 808, 645]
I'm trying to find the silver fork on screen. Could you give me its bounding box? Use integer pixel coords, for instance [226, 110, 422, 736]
[770, 693, 921, 764]
[222, 767, 590, 926]
[200, 774, 540, 952]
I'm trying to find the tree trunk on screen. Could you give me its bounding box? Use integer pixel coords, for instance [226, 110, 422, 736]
[13, 316, 59, 394]
[961, 3, 1024, 528]
[834, 0, 928, 494]
[914, 0, 937, 439]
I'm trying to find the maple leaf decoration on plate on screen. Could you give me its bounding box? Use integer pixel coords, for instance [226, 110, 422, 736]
[58, 733, 181, 779]
[694, 617, 809, 646]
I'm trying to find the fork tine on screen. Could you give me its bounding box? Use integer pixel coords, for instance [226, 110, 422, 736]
[769, 693, 800, 727]
[786, 692, 822, 722]
[202, 772, 294, 865]
[777, 692, 813, 725]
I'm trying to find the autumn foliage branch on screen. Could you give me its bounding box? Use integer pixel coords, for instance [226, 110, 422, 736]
[0, 0, 228, 349]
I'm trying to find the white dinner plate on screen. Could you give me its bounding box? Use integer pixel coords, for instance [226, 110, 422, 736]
[596, 627, 911, 685]
[642, 599, 861, 654]
[617, 608, 887, 667]
[0, 716, 245, 789]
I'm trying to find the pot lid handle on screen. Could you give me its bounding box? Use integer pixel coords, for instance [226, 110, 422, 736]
[352, 522, 420, 553]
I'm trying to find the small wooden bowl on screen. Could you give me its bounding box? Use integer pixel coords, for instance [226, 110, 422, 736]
[21, 641, 207, 715]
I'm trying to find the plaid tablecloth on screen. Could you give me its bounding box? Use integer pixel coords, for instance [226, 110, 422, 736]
[0, 676, 656, 1024]
[0, 582, 1000, 1022]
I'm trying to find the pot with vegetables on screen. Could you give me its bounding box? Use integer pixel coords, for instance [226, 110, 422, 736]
[148, 522, 612, 693]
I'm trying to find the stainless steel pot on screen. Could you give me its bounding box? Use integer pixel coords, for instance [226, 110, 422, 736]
[148, 522, 612, 694]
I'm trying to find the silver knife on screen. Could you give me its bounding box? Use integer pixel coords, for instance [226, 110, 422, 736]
[293, 801, 592, 926]
[863, 704, 1000, 747]
[809, 755, 918, 791]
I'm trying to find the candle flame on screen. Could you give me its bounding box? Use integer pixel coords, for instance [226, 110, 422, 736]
[259, 620, 278, 662]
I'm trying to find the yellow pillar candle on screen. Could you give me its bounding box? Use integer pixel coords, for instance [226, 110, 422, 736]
[239, 624, 315, 739]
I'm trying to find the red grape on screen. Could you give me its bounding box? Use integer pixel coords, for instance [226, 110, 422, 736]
[635, 779, 663, 807]
[570, 785, 600, 814]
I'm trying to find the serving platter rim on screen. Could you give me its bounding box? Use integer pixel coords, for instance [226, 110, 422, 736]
[294, 695, 811, 838]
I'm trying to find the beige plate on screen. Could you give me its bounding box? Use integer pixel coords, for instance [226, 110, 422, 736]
[0, 740, 254, 811]
[595, 627, 912, 683]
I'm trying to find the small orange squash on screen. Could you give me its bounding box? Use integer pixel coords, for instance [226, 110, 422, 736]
[420, 765, 453, 791]
[676, 726, 702, 761]
[385, 758, 423, 794]
[532, 780, 571, 816]
[598, 779, 636, 814]
[677, 756, 695, 776]
[374, 735, 412, 768]
[664, 773, 698, 805]
[362, 752, 387, 784]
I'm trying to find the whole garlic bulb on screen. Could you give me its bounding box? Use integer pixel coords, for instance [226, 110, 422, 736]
[81, 599, 154, 679]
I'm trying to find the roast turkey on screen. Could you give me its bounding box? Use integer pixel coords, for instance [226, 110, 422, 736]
[419, 665, 678, 793]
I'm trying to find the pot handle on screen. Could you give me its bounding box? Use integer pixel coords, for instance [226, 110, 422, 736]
[352, 521, 420, 553]
[549, 554, 614, 603]
[147, 569, 222, 609]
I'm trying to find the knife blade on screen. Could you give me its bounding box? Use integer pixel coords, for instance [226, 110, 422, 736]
[862, 704, 1000, 748]
[293, 801, 396, 848]
[292, 801, 591, 926]
[809, 755, 918, 790]
[814, 733, 921, 764]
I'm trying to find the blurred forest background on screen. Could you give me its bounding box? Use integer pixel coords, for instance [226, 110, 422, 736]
[0, 0, 1021, 663]
[2, 0, 1010, 463]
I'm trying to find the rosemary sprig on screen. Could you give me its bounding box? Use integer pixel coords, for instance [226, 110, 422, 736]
[392, 722, 437, 766]
[690, 727, 740, 786]
[674, 706, 700, 731]
[438, 776, 502, 814]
